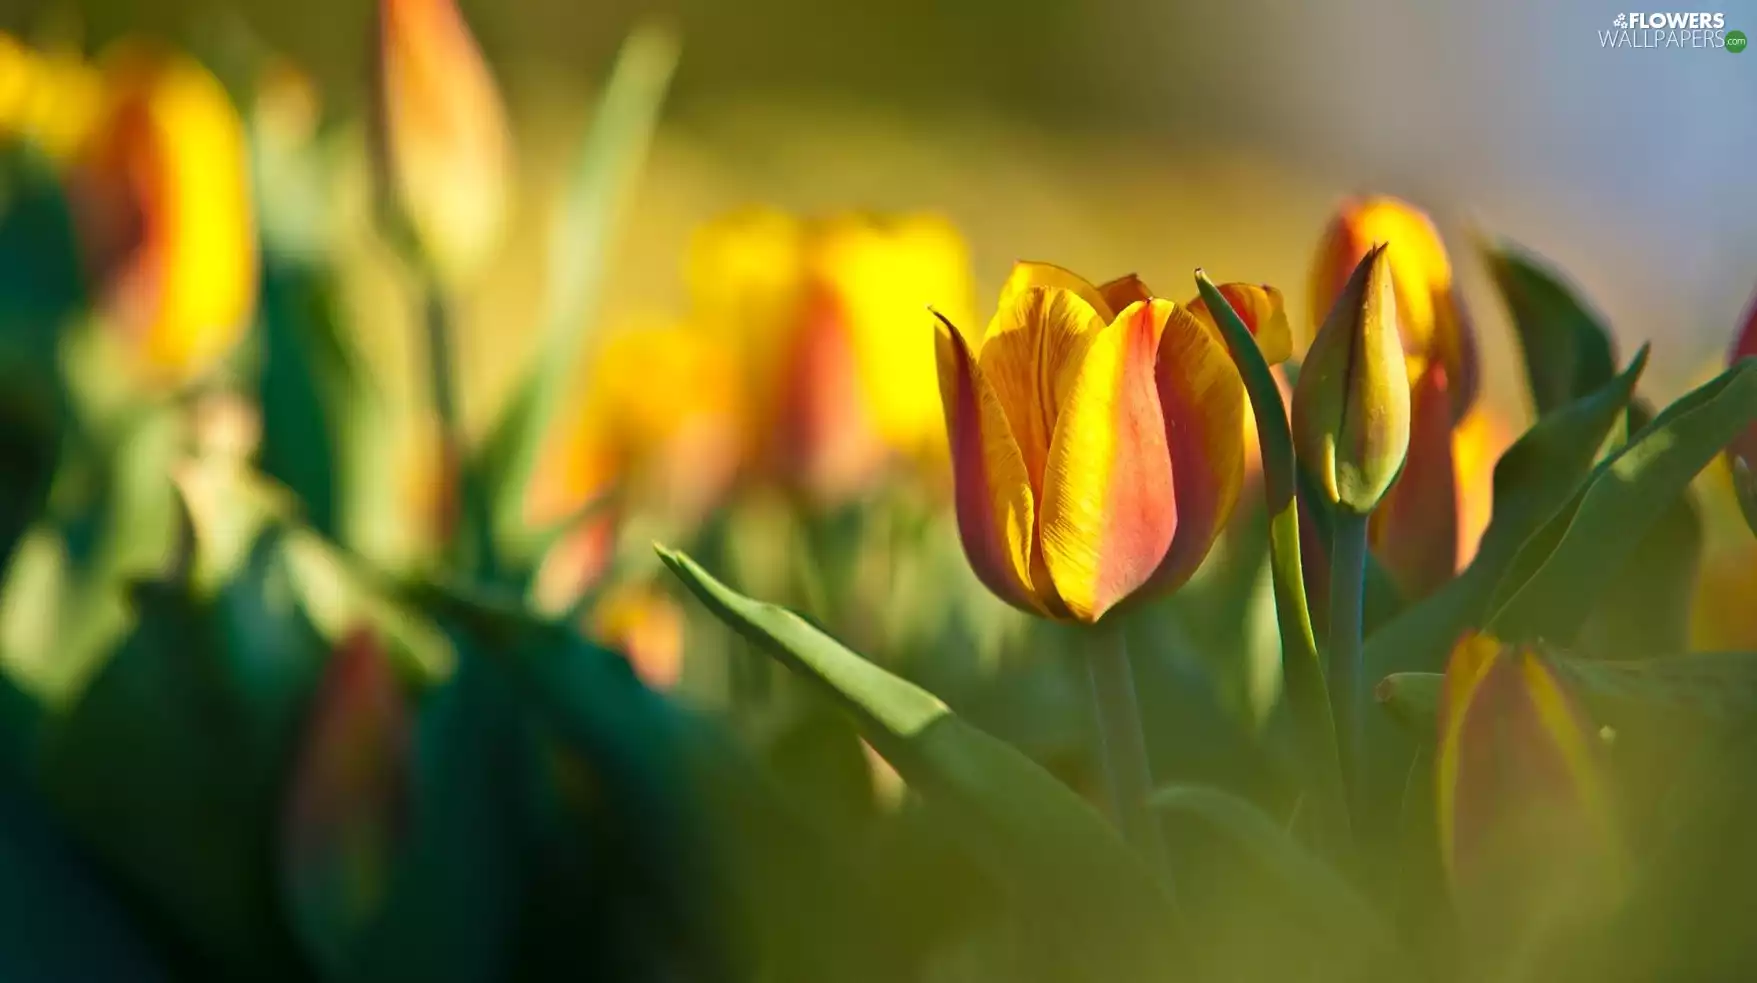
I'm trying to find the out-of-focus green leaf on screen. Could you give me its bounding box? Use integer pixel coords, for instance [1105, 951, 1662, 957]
[352, 650, 526, 983]
[1486, 243, 1618, 417]
[402, 581, 735, 980]
[256, 255, 370, 542]
[0, 776, 175, 980]
[1151, 785, 1395, 962]
[1489, 359, 1757, 644]
[658, 545, 1184, 983]
[44, 566, 315, 978]
[1578, 400, 1703, 660]
[1363, 345, 1647, 680]
[477, 25, 679, 569]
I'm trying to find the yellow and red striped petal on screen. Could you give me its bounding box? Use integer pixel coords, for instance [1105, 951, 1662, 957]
[977, 284, 1110, 496]
[1369, 361, 1459, 601]
[934, 315, 1047, 615]
[1186, 283, 1294, 366]
[1147, 302, 1246, 593]
[998, 261, 1116, 323]
[1436, 634, 1620, 929]
[1037, 300, 1178, 623]
[1096, 273, 1154, 314]
[1728, 288, 1757, 534]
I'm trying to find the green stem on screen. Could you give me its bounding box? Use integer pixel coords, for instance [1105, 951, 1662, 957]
[1086, 624, 1173, 893]
[1327, 509, 1370, 808]
[423, 285, 496, 579]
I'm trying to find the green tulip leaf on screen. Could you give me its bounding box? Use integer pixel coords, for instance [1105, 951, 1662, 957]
[1488, 359, 1757, 644]
[1486, 242, 1618, 416]
[476, 25, 678, 571]
[1150, 784, 1395, 964]
[658, 545, 1184, 983]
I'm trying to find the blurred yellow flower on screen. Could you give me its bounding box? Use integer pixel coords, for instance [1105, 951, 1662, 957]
[687, 207, 975, 503]
[0, 34, 102, 160]
[372, 0, 511, 286]
[590, 582, 685, 691]
[70, 43, 257, 385]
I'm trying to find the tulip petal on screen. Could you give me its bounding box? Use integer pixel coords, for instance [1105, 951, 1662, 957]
[977, 284, 1110, 496]
[934, 315, 1046, 615]
[1147, 302, 1246, 593]
[1369, 362, 1459, 601]
[1038, 300, 1178, 622]
[1187, 283, 1293, 366]
[999, 261, 1116, 322]
[1097, 274, 1154, 314]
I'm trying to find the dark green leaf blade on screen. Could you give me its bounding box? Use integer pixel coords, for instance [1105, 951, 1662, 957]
[658, 545, 1183, 983]
[1486, 243, 1618, 416]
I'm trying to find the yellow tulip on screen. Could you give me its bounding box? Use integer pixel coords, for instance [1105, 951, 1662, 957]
[372, 0, 511, 285]
[69, 44, 257, 385]
[1292, 245, 1411, 514]
[688, 207, 974, 502]
[1311, 196, 1477, 421]
[934, 262, 1246, 623]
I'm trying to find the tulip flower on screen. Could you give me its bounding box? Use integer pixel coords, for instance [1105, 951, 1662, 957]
[1311, 196, 1477, 421]
[689, 208, 974, 503]
[1368, 361, 1457, 600]
[933, 261, 1247, 624]
[591, 582, 685, 690]
[1293, 245, 1411, 515]
[1727, 289, 1757, 536]
[1186, 282, 1294, 367]
[65, 44, 257, 385]
[1436, 633, 1622, 950]
[527, 319, 743, 609]
[372, 0, 511, 287]
[281, 629, 411, 973]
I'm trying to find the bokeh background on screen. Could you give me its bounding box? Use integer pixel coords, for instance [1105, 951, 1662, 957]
[7, 0, 1754, 420]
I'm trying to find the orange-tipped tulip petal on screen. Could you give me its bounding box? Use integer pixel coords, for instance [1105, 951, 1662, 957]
[373, 0, 511, 285]
[282, 629, 411, 972]
[1149, 302, 1246, 592]
[73, 45, 256, 384]
[1437, 634, 1621, 943]
[1728, 289, 1757, 536]
[1370, 361, 1459, 600]
[1039, 300, 1178, 622]
[1186, 282, 1293, 366]
[1312, 196, 1477, 420]
[934, 315, 1045, 615]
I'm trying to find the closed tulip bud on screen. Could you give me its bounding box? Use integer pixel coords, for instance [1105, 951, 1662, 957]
[1312, 196, 1478, 421]
[935, 262, 1245, 623]
[372, 0, 511, 286]
[1368, 360, 1458, 599]
[281, 629, 412, 974]
[1437, 633, 1622, 952]
[70, 44, 257, 385]
[1728, 289, 1757, 536]
[1292, 245, 1410, 514]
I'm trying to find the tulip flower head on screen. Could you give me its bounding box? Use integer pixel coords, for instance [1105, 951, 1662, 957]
[1312, 196, 1477, 421]
[934, 262, 1251, 623]
[689, 208, 974, 503]
[1437, 633, 1622, 947]
[1728, 289, 1757, 535]
[372, 0, 511, 286]
[69, 44, 257, 385]
[1292, 245, 1411, 515]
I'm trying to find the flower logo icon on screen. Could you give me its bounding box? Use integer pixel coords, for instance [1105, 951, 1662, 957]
[1613, 12, 1629, 27]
